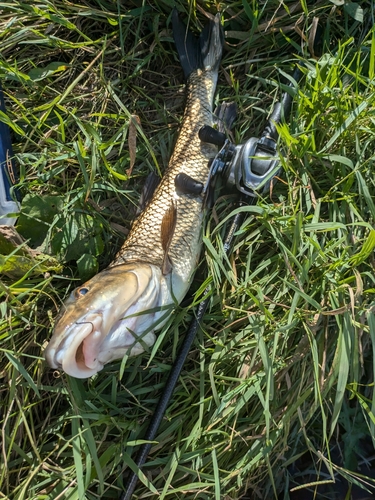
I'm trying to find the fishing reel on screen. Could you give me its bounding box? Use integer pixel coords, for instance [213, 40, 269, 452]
[199, 118, 280, 198]
[200, 68, 302, 198]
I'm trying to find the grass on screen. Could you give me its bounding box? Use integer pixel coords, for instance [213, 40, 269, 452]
[1, 0, 375, 498]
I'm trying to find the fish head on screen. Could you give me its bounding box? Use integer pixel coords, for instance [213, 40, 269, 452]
[45, 263, 171, 378]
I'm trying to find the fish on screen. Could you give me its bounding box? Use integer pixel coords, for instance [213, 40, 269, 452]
[44, 9, 224, 378]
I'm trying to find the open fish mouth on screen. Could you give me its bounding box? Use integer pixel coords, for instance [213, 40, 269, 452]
[45, 264, 171, 378]
[50, 311, 150, 378]
[52, 314, 105, 375]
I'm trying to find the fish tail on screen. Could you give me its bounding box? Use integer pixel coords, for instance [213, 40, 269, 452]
[172, 9, 223, 79]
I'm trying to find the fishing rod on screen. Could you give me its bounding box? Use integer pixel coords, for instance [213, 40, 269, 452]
[120, 66, 303, 500]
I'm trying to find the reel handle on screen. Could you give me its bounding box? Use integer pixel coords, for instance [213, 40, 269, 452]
[199, 125, 226, 148]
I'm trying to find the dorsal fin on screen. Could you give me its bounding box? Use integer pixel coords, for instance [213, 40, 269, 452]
[136, 172, 160, 216]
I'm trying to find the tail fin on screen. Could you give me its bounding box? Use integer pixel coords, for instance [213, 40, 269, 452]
[172, 9, 223, 80]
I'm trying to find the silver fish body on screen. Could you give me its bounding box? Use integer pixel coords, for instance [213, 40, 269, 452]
[45, 11, 223, 378]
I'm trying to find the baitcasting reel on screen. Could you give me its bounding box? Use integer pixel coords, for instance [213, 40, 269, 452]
[200, 67, 302, 198]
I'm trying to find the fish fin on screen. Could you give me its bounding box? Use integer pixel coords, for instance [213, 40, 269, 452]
[214, 102, 237, 133]
[162, 254, 173, 275]
[136, 172, 160, 216]
[161, 201, 177, 275]
[199, 14, 223, 73]
[172, 9, 200, 79]
[172, 9, 223, 79]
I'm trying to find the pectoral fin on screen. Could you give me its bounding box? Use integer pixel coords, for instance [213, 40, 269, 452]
[161, 201, 177, 275]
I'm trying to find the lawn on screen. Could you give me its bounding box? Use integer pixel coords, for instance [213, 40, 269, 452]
[1, 0, 375, 499]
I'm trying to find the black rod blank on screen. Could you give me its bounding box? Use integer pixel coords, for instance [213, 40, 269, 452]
[120, 294, 209, 500]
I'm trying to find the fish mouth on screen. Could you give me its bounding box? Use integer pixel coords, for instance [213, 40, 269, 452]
[45, 264, 171, 379]
[48, 313, 108, 378]
[47, 309, 150, 378]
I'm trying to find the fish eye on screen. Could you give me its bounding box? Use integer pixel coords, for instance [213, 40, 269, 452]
[76, 287, 89, 297]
